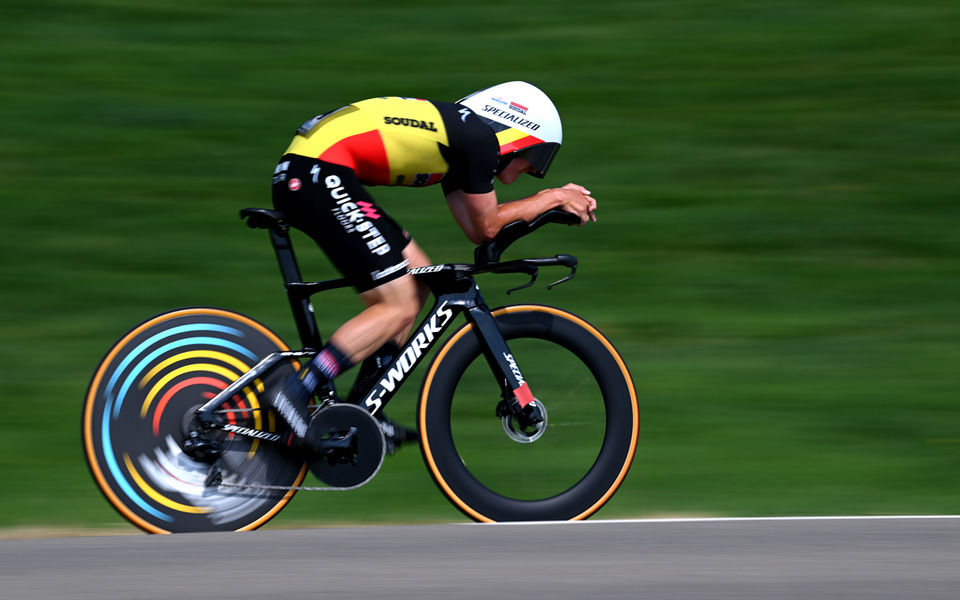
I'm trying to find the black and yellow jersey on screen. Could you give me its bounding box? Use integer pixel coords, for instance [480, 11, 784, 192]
[284, 97, 499, 195]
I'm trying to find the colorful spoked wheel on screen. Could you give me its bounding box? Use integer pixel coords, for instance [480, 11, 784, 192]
[83, 307, 306, 533]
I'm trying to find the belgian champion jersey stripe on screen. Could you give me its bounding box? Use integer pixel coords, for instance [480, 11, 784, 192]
[283, 97, 499, 194]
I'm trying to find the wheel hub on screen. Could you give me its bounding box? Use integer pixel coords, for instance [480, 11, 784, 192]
[500, 399, 548, 443]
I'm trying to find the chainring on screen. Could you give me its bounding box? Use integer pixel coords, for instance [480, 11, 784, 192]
[306, 404, 385, 489]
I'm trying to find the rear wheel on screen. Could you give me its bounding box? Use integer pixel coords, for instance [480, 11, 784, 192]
[82, 307, 306, 533]
[418, 305, 639, 522]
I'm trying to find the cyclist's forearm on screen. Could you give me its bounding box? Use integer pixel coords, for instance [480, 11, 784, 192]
[504, 185, 596, 227]
[495, 188, 565, 224]
[462, 192, 558, 243]
[447, 185, 594, 244]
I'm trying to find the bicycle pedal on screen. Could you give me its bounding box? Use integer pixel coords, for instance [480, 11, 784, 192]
[306, 404, 384, 488]
[314, 426, 359, 455]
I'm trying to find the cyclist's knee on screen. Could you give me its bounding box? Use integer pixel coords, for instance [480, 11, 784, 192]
[391, 296, 421, 334]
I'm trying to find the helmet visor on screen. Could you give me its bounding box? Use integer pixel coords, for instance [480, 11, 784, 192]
[495, 142, 561, 179]
[521, 142, 560, 178]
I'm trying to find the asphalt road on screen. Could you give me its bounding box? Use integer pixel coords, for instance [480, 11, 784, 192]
[1, 517, 958, 599]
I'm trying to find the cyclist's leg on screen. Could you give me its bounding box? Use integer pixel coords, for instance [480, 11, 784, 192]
[271, 156, 426, 411]
[394, 239, 431, 344]
[328, 272, 423, 364]
[337, 241, 430, 448]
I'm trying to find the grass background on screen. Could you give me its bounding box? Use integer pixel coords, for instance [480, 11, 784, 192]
[1, 0, 957, 531]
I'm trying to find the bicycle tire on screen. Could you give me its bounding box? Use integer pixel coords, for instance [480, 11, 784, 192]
[82, 307, 307, 533]
[418, 304, 638, 522]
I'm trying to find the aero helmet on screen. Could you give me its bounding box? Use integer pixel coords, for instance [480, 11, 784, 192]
[458, 81, 562, 178]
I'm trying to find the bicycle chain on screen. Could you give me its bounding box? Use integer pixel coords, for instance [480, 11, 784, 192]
[205, 461, 344, 492]
[216, 480, 343, 492]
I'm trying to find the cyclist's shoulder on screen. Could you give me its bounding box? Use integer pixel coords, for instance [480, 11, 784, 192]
[428, 101, 496, 151]
[431, 101, 488, 128]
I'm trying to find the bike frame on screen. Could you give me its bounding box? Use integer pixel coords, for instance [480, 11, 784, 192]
[195, 209, 574, 440]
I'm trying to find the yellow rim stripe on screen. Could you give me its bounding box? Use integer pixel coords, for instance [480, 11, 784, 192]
[123, 453, 211, 514]
[138, 350, 263, 393]
[141, 363, 238, 418]
[137, 350, 267, 456]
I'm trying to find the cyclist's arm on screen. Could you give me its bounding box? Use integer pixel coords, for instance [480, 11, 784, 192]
[446, 185, 596, 244]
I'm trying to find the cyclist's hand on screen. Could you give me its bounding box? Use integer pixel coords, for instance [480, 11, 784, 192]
[556, 183, 596, 225]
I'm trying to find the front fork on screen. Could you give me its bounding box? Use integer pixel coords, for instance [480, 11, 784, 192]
[465, 306, 535, 408]
[459, 304, 549, 442]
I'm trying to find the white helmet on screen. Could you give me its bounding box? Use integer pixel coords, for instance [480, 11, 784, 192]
[458, 81, 562, 178]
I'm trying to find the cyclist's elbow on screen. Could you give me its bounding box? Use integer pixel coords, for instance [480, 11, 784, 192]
[461, 223, 497, 245]
[475, 229, 498, 245]
[476, 220, 504, 244]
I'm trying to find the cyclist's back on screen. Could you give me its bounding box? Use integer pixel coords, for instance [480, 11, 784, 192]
[283, 97, 498, 193]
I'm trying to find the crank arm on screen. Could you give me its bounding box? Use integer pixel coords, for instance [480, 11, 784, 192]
[316, 426, 359, 454]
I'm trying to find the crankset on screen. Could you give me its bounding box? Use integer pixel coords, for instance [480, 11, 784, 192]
[182, 402, 386, 492]
[306, 403, 386, 489]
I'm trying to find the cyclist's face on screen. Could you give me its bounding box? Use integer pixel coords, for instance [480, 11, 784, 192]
[496, 157, 535, 185]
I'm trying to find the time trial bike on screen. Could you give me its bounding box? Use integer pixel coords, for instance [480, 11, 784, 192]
[82, 208, 639, 533]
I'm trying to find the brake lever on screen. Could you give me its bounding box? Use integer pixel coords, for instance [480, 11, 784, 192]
[547, 254, 578, 290]
[506, 266, 539, 295]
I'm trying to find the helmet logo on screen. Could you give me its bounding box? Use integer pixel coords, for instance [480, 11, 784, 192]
[480, 104, 540, 131]
[489, 96, 528, 115]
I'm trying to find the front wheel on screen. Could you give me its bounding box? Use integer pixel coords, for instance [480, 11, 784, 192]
[418, 305, 639, 522]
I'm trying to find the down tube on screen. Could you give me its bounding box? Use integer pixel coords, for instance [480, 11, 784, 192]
[358, 297, 463, 414]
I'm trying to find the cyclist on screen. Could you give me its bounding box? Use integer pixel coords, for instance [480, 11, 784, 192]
[269, 81, 596, 451]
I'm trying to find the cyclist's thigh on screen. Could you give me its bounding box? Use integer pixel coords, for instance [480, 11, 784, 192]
[272, 155, 410, 292]
[401, 239, 432, 308]
[403, 239, 431, 270]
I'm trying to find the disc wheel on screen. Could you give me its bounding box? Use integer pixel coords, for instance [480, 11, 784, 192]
[82, 307, 306, 533]
[418, 305, 639, 522]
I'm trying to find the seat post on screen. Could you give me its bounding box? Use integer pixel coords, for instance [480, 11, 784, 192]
[268, 226, 323, 349]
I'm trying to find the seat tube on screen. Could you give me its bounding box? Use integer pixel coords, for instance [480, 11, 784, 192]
[269, 227, 323, 348]
[465, 306, 536, 408]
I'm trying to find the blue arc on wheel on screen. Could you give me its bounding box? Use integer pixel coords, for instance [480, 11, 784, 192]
[100, 323, 254, 523]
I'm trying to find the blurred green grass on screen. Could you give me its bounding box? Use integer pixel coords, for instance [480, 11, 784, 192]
[1, 0, 958, 530]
